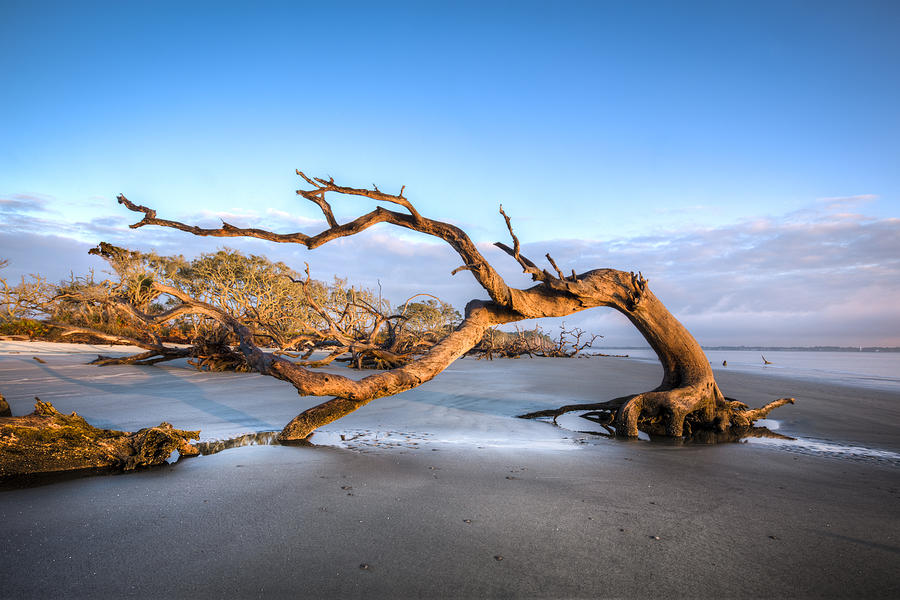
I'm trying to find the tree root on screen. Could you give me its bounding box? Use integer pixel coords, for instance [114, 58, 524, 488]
[518, 395, 635, 422]
[519, 388, 795, 439]
[91, 348, 191, 366]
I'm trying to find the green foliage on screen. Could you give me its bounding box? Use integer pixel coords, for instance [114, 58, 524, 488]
[0, 318, 55, 338]
[401, 298, 461, 335]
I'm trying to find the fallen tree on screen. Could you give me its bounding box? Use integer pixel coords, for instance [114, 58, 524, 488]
[0, 399, 199, 477]
[104, 170, 792, 441]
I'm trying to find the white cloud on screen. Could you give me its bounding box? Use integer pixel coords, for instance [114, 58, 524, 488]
[814, 194, 877, 213]
[1, 194, 898, 346]
[508, 201, 900, 345]
[263, 208, 325, 229]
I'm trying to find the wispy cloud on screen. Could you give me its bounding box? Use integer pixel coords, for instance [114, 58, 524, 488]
[0, 194, 51, 218]
[1, 195, 898, 345]
[512, 200, 899, 344]
[264, 208, 325, 229]
[814, 194, 877, 213]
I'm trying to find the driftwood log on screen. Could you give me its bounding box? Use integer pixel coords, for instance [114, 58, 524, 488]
[0, 399, 199, 478]
[104, 170, 793, 441]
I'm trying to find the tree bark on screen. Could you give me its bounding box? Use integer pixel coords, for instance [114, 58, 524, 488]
[515, 274, 792, 436]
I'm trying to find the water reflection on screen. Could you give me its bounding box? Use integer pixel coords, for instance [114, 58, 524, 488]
[194, 431, 305, 455]
[553, 411, 793, 445]
[660, 426, 794, 445]
[551, 411, 900, 464]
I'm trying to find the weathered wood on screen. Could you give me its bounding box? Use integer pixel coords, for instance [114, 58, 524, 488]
[0, 400, 199, 478]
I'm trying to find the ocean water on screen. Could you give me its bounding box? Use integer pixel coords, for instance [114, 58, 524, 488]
[596, 348, 900, 392]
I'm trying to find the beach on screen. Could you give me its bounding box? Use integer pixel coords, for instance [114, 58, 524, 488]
[1, 342, 898, 598]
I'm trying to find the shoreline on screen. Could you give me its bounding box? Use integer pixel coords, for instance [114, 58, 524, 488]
[3, 340, 899, 454]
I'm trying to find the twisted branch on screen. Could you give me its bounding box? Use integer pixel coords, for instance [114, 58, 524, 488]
[118, 173, 515, 310]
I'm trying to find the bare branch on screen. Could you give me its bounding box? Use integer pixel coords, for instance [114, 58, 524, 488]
[118, 176, 516, 309]
[495, 205, 552, 282]
[296, 170, 422, 221]
[119, 194, 315, 244]
[546, 253, 566, 280]
[451, 264, 476, 276]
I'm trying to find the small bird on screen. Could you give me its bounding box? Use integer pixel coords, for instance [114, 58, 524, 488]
[762, 355, 773, 365]
[722, 360, 727, 367]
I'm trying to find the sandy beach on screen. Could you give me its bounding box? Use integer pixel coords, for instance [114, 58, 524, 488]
[1, 342, 898, 598]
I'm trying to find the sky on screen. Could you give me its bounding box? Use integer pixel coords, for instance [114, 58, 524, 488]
[1, 0, 899, 346]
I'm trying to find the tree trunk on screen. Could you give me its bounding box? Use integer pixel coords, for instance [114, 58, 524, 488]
[515, 269, 793, 436]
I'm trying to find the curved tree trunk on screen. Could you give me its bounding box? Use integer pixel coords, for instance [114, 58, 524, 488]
[516, 276, 792, 436]
[109, 171, 794, 441]
[610, 286, 724, 436]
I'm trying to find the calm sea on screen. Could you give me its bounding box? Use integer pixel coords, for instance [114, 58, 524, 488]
[596, 348, 900, 392]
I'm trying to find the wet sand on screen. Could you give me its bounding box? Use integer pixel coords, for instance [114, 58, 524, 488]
[1, 343, 898, 598]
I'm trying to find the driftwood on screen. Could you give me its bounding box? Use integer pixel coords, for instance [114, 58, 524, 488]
[0, 399, 199, 478]
[471, 324, 600, 360]
[286, 268, 446, 370]
[47, 314, 250, 372]
[104, 170, 793, 441]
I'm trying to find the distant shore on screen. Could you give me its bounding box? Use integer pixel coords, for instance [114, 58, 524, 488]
[595, 345, 900, 352]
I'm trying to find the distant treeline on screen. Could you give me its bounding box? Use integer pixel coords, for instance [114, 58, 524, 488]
[704, 346, 900, 353]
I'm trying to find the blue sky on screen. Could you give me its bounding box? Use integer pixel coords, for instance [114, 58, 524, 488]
[2, 0, 898, 345]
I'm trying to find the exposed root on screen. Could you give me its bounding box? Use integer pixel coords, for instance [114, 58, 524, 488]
[518, 395, 633, 422]
[519, 387, 795, 439]
[91, 348, 191, 366]
[729, 397, 795, 427]
[186, 327, 253, 372]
